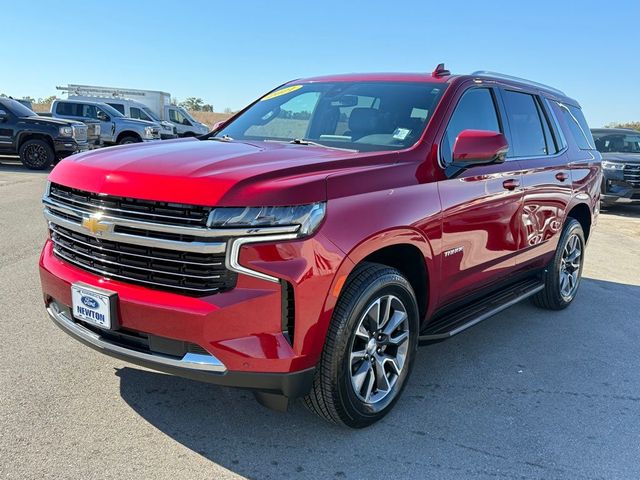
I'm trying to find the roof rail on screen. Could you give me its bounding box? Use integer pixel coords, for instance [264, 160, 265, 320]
[470, 71, 566, 96]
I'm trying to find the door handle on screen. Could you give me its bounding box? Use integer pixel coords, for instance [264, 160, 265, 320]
[502, 178, 520, 191]
[555, 172, 569, 182]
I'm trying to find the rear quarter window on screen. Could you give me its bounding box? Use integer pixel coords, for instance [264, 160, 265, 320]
[557, 103, 595, 150]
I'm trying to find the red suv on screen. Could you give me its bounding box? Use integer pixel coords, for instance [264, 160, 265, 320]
[40, 66, 601, 427]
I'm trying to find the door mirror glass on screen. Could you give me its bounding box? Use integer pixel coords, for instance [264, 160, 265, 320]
[446, 129, 509, 177]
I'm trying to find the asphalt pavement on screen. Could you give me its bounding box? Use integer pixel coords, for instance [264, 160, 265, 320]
[1, 159, 639, 480]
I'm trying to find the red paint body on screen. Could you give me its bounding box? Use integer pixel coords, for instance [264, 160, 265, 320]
[39, 72, 601, 383]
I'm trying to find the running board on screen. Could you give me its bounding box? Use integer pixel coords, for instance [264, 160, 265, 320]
[419, 278, 545, 343]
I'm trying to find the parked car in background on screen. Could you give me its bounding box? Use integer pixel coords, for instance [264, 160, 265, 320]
[592, 128, 640, 206]
[39, 112, 102, 149]
[50, 99, 161, 146]
[0, 97, 89, 169]
[68, 95, 177, 140]
[58, 85, 209, 137]
[41, 68, 600, 427]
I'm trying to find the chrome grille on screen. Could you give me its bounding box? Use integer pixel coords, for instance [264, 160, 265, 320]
[623, 164, 640, 187]
[43, 183, 300, 295]
[72, 125, 88, 143]
[50, 224, 235, 295]
[49, 183, 211, 226]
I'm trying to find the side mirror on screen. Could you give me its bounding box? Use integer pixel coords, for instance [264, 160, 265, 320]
[446, 129, 509, 178]
[0, 110, 7, 122]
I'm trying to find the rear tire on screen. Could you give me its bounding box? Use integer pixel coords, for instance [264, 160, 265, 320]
[19, 139, 54, 170]
[532, 218, 585, 310]
[304, 262, 419, 428]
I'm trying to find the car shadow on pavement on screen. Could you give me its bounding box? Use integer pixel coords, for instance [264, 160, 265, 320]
[116, 277, 640, 480]
[0, 157, 52, 174]
[601, 204, 640, 219]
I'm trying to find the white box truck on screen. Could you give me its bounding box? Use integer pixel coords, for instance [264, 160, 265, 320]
[57, 85, 210, 137]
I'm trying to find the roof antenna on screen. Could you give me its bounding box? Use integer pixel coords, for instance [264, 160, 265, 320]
[432, 63, 450, 77]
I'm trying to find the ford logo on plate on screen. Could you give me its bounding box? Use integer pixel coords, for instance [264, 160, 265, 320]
[81, 296, 99, 309]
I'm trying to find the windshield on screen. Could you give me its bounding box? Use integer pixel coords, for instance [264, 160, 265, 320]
[98, 103, 124, 118]
[593, 131, 640, 154]
[142, 106, 160, 122]
[215, 81, 447, 152]
[5, 99, 37, 117]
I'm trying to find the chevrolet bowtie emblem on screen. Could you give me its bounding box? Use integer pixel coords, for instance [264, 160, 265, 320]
[81, 214, 110, 235]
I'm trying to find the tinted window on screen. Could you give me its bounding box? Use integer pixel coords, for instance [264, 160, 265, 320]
[442, 88, 500, 164]
[502, 91, 547, 157]
[535, 99, 558, 155]
[5, 99, 37, 117]
[592, 131, 640, 153]
[130, 107, 152, 121]
[217, 81, 447, 152]
[107, 103, 126, 115]
[558, 103, 595, 150]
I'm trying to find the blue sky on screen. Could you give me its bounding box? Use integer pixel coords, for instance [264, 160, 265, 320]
[3, 0, 639, 126]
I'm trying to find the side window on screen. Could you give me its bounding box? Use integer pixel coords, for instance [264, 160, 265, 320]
[169, 108, 190, 125]
[502, 90, 547, 157]
[130, 107, 151, 121]
[81, 104, 97, 119]
[557, 103, 595, 150]
[55, 102, 72, 116]
[442, 88, 500, 164]
[107, 103, 125, 115]
[535, 99, 558, 155]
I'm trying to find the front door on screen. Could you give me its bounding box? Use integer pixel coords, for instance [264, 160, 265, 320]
[437, 87, 524, 306]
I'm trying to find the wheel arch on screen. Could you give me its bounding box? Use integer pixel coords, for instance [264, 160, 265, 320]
[566, 202, 592, 240]
[17, 132, 55, 151]
[116, 131, 141, 143]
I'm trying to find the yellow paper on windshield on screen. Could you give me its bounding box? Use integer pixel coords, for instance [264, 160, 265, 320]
[260, 85, 303, 101]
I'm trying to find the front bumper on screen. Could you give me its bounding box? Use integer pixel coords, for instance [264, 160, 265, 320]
[45, 299, 314, 398]
[601, 173, 640, 204]
[39, 223, 344, 394]
[53, 139, 87, 158]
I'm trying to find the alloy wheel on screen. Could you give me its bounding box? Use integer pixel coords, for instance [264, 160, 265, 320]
[559, 233, 582, 300]
[349, 295, 410, 405]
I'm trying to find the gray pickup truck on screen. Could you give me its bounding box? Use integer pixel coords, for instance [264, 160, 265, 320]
[50, 99, 161, 146]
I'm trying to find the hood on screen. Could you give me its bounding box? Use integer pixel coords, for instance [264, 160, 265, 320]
[601, 152, 640, 164]
[49, 138, 371, 206]
[117, 117, 159, 128]
[23, 116, 83, 127]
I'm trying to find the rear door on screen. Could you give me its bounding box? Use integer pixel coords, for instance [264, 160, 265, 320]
[498, 89, 573, 270]
[437, 86, 525, 306]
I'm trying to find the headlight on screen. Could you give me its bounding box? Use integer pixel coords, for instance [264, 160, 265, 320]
[602, 161, 625, 170]
[207, 203, 326, 236]
[59, 126, 73, 137]
[95, 125, 101, 135]
[143, 126, 159, 139]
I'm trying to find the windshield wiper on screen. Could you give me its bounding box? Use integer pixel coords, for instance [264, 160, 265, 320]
[289, 138, 357, 152]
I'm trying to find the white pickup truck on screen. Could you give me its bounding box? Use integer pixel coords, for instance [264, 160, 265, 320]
[57, 85, 209, 137]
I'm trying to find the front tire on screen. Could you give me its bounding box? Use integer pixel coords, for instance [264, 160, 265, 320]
[19, 139, 54, 170]
[532, 218, 585, 310]
[118, 136, 140, 145]
[304, 262, 419, 428]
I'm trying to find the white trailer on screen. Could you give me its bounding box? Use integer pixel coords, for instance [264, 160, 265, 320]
[57, 84, 209, 137]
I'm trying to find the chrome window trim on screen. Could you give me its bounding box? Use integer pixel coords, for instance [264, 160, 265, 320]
[47, 302, 227, 373]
